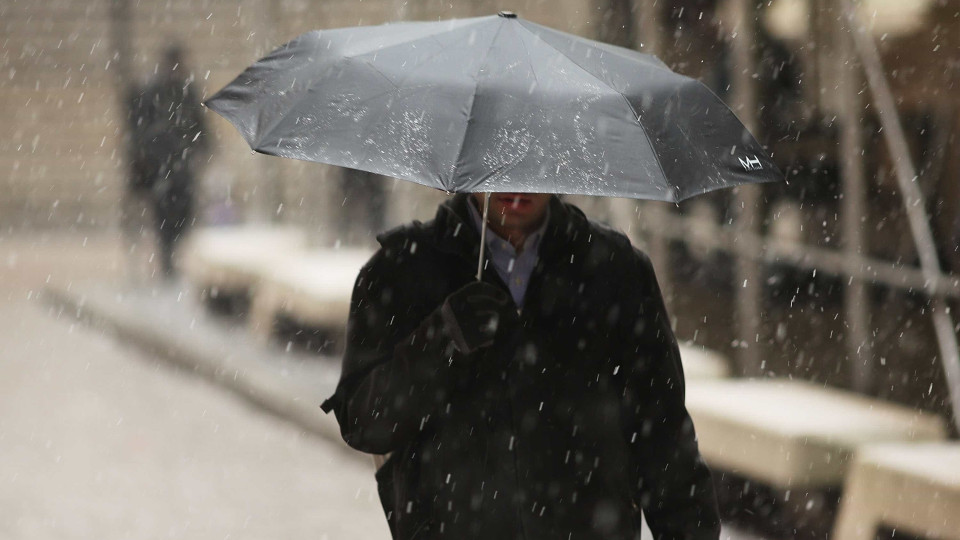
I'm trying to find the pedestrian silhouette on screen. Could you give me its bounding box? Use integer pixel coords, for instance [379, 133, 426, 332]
[338, 167, 386, 245]
[126, 45, 209, 277]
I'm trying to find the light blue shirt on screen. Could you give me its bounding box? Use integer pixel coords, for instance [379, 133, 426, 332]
[467, 198, 549, 308]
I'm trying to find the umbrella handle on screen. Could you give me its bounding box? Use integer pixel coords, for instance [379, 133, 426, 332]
[476, 192, 491, 281]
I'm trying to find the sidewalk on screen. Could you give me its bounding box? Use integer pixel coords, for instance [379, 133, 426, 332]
[0, 232, 389, 539]
[46, 278, 349, 454]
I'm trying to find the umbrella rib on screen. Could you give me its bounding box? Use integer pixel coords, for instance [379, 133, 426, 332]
[462, 23, 539, 190]
[353, 36, 459, 92]
[513, 23, 541, 92]
[446, 19, 507, 191]
[356, 60, 400, 91]
[516, 25, 674, 201]
[249, 37, 336, 149]
[349, 77, 413, 177]
[347, 32, 486, 183]
[344, 18, 491, 64]
[517, 20, 675, 75]
[255, 19, 490, 150]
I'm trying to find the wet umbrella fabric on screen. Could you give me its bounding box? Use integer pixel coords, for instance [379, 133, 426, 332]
[205, 13, 781, 203]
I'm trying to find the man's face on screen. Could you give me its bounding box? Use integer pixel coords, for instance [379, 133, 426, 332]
[473, 192, 551, 234]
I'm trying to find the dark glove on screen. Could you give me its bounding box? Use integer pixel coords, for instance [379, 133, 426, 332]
[440, 281, 515, 354]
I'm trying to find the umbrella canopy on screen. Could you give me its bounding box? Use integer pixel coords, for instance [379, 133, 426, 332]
[205, 12, 781, 203]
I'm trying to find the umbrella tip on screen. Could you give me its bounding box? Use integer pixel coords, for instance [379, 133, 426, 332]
[498, 11, 517, 18]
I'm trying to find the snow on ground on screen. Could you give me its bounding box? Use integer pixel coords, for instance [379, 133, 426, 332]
[0, 233, 389, 540]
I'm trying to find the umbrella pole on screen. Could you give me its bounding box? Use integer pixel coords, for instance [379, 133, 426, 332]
[476, 192, 491, 281]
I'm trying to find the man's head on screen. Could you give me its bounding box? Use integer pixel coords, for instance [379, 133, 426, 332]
[471, 192, 551, 239]
[161, 45, 185, 74]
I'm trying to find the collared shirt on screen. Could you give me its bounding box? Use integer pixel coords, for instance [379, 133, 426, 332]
[467, 198, 549, 308]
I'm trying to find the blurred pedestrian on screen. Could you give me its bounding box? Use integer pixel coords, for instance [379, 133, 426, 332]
[322, 193, 719, 539]
[338, 167, 386, 246]
[127, 45, 209, 278]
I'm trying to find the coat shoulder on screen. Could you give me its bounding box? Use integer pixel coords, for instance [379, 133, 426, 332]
[361, 218, 443, 285]
[371, 219, 442, 261]
[375, 218, 434, 249]
[578, 215, 651, 273]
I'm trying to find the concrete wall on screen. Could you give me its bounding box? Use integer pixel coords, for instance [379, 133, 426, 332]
[3, 0, 119, 230]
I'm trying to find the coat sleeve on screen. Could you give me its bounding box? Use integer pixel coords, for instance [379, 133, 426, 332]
[619, 249, 720, 540]
[321, 245, 465, 455]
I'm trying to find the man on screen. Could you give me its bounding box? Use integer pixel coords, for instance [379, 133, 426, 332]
[321, 192, 719, 539]
[128, 45, 208, 277]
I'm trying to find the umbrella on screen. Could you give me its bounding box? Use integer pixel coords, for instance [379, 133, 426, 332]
[205, 11, 782, 277]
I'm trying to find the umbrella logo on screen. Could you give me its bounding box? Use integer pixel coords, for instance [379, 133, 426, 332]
[738, 155, 763, 171]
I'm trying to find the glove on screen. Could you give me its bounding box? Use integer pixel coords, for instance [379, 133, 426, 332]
[440, 281, 515, 354]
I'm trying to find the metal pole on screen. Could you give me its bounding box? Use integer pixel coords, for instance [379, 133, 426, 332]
[631, 0, 674, 309]
[108, 0, 144, 283]
[477, 192, 491, 281]
[728, 0, 764, 376]
[259, 0, 284, 224]
[107, 0, 134, 93]
[604, 0, 643, 246]
[645, 210, 960, 299]
[841, 0, 960, 431]
[836, 4, 873, 393]
[597, 0, 635, 48]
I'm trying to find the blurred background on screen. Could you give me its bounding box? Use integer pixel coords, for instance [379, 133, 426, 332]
[2, 0, 959, 539]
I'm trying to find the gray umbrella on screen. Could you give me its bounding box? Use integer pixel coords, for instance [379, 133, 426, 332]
[205, 12, 782, 275]
[206, 12, 781, 198]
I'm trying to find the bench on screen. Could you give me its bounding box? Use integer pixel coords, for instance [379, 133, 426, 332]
[833, 443, 960, 540]
[685, 379, 948, 489]
[248, 249, 373, 342]
[685, 379, 948, 535]
[181, 226, 307, 306]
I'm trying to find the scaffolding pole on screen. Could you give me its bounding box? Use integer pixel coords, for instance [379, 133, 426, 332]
[728, 0, 764, 376]
[107, 0, 134, 95]
[630, 0, 674, 309]
[254, 0, 285, 224]
[841, 0, 960, 431]
[836, 7, 874, 393]
[108, 0, 146, 283]
[638, 211, 960, 298]
[606, 0, 646, 249]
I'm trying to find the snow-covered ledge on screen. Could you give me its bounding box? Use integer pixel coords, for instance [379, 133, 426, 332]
[677, 342, 731, 380]
[685, 379, 948, 489]
[833, 442, 960, 540]
[247, 248, 373, 342]
[180, 225, 307, 300]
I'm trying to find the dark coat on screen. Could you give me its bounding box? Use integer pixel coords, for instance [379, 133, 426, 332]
[322, 194, 719, 540]
[126, 75, 208, 225]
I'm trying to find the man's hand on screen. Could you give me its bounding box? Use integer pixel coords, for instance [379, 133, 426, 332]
[440, 282, 515, 354]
